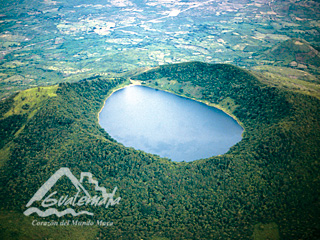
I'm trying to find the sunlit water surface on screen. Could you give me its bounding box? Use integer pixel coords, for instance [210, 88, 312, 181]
[99, 85, 243, 162]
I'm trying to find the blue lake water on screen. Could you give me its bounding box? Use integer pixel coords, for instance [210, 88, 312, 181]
[99, 85, 243, 162]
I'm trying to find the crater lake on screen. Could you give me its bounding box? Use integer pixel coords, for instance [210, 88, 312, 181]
[99, 85, 243, 162]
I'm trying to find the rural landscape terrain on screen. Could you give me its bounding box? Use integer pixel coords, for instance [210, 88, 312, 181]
[1, 0, 320, 99]
[0, 0, 320, 239]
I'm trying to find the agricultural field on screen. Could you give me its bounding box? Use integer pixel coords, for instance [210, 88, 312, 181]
[1, 0, 320, 99]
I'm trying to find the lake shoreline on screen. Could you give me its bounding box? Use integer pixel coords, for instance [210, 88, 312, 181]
[98, 80, 245, 133]
[141, 83, 245, 132]
[97, 79, 140, 123]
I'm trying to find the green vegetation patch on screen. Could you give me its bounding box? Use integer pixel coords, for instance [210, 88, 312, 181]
[253, 222, 280, 240]
[0, 211, 98, 240]
[3, 85, 58, 119]
[252, 66, 320, 99]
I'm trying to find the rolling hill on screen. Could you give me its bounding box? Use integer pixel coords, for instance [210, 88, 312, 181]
[256, 38, 320, 70]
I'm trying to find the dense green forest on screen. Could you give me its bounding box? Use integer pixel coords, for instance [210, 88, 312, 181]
[0, 62, 319, 239]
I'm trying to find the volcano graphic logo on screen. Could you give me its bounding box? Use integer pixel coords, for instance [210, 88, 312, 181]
[23, 168, 121, 217]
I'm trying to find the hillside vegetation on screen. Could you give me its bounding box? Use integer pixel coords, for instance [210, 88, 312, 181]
[0, 62, 319, 240]
[255, 38, 320, 72]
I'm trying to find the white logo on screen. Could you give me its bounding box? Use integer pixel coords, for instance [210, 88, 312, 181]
[24, 167, 121, 217]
